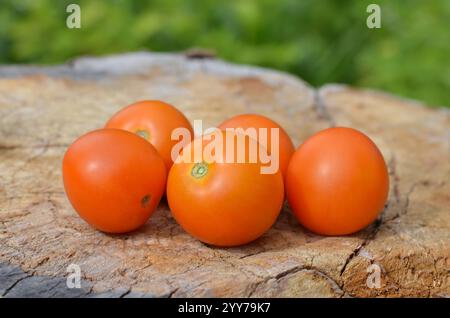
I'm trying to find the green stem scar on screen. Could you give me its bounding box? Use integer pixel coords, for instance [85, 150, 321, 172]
[135, 129, 150, 141]
[191, 162, 209, 179]
[141, 194, 151, 208]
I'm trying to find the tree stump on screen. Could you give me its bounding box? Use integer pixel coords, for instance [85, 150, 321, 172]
[0, 52, 448, 298]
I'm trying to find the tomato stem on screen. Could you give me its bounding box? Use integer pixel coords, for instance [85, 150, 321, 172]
[191, 162, 208, 179]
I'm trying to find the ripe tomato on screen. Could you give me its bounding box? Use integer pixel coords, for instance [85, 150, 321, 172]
[62, 129, 166, 233]
[105, 100, 194, 171]
[218, 114, 295, 178]
[167, 131, 284, 246]
[286, 127, 389, 236]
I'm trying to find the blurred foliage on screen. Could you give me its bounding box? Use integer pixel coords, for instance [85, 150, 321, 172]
[0, 0, 449, 106]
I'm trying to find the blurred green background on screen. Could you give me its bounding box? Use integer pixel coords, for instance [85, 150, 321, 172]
[0, 0, 449, 107]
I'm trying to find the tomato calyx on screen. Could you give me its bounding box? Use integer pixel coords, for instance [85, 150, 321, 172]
[191, 162, 209, 179]
[135, 129, 150, 141]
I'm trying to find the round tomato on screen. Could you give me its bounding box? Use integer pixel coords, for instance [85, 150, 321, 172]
[167, 131, 284, 247]
[286, 127, 389, 236]
[218, 114, 295, 179]
[105, 100, 194, 171]
[62, 129, 166, 233]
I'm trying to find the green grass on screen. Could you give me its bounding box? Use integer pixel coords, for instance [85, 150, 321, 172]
[0, 0, 449, 107]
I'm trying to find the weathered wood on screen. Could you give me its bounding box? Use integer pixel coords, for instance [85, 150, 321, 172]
[0, 52, 448, 297]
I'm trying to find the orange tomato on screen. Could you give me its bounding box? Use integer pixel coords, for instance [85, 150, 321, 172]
[105, 100, 194, 171]
[167, 131, 284, 246]
[218, 114, 295, 179]
[286, 127, 389, 236]
[62, 129, 166, 233]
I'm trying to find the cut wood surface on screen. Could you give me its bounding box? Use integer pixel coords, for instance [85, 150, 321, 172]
[0, 52, 449, 297]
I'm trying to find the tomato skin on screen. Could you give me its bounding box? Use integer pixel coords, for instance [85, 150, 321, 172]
[218, 114, 295, 179]
[286, 127, 389, 236]
[62, 129, 166, 233]
[167, 131, 284, 247]
[105, 100, 194, 171]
